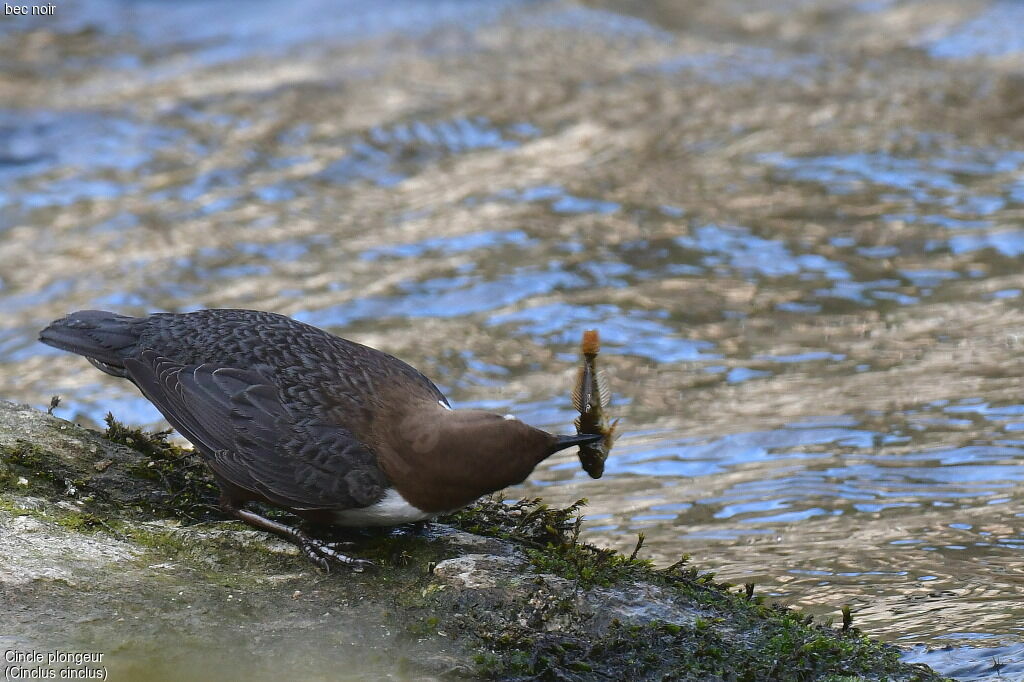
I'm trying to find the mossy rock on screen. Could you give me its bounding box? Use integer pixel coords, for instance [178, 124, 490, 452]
[0, 401, 946, 681]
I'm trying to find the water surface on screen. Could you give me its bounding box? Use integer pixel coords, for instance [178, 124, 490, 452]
[2, 0, 1024, 678]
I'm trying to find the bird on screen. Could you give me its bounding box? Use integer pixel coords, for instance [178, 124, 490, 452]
[39, 309, 602, 570]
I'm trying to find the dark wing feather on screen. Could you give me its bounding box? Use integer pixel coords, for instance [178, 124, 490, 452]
[124, 350, 386, 510]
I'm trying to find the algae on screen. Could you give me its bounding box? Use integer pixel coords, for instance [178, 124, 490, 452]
[103, 413, 222, 522]
[439, 496, 944, 681]
[0, 402, 947, 681]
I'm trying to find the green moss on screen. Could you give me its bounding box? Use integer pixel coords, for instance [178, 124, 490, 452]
[104, 413, 221, 521]
[118, 523, 200, 555]
[0, 496, 33, 517]
[457, 609, 936, 681]
[438, 497, 946, 681]
[0, 494, 105, 535]
[447, 497, 653, 588]
[0, 414, 225, 530]
[0, 439, 89, 501]
[0, 456, 12, 487]
[103, 413, 176, 459]
[446, 496, 584, 543]
[115, 520, 317, 578]
[357, 529, 445, 568]
[2, 412, 946, 681]
[3, 440, 62, 485]
[471, 652, 502, 675]
[53, 509, 105, 532]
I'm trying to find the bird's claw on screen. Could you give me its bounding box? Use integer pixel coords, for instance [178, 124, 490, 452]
[300, 536, 374, 573]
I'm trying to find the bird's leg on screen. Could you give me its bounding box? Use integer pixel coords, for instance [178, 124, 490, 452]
[219, 497, 373, 572]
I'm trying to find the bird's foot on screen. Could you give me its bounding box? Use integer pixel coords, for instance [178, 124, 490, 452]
[299, 535, 374, 573]
[220, 498, 374, 573]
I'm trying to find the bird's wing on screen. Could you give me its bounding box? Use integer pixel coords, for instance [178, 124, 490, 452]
[123, 350, 387, 510]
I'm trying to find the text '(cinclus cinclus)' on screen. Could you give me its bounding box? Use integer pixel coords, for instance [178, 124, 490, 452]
[39, 309, 603, 570]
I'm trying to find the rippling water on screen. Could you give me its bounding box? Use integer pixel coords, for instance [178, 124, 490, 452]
[2, 1, 1024, 678]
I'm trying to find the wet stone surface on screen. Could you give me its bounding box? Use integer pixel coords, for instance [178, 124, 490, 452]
[1, 0, 1024, 678]
[0, 401, 942, 680]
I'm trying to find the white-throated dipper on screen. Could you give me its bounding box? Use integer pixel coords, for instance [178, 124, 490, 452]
[39, 309, 602, 570]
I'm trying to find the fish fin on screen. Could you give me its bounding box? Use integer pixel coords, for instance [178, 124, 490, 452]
[605, 418, 621, 443]
[597, 369, 612, 408]
[572, 366, 586, 412]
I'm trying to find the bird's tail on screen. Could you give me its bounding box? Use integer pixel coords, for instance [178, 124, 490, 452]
[39, 310, 141, 377]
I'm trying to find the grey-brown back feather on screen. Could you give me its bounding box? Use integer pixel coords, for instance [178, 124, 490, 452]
[41, 308, 448, 511]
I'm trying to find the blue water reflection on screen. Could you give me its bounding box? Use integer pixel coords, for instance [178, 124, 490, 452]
[676, 224, 850, 280]
[321, 117, 540, 187]
[296, 265, 586, 327]
[361, 230, 535, 261]
[927, 2, 1024, 59]
[489, 302, 718, 362]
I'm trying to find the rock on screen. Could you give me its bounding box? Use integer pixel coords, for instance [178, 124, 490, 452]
[0, 400, 942, 680]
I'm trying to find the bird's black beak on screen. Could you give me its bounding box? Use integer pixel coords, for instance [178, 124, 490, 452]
[549, 432, 603, 455]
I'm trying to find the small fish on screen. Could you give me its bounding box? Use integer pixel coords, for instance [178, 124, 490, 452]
[572, 329, 618, 478]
